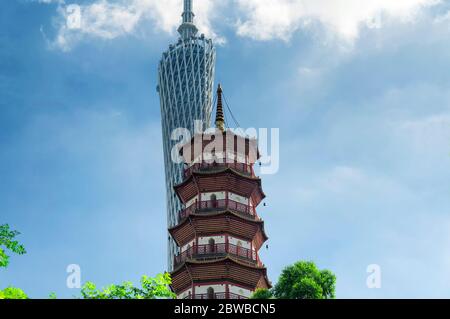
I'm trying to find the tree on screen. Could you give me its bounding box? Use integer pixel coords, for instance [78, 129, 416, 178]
[0, 224, 28, 299]
[273, 261, 336, 299]
[250, 288, 273, 299]
[48, 292, 57, 299]
[80, 273, 176, 299]
[0, 224, 176, 300]
[0, 287, 28, 299]
[0, 224, 26, 268]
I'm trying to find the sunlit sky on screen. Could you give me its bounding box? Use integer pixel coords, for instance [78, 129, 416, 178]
[1, 0, 450, 298]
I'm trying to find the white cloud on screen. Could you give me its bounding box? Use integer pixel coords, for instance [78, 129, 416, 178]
[35, 0, 62, 3]
[234, 0, 441, 42]
[400, 113, 450, 136]
[41, 0, 221, 51]
[317, 166, 366, 194]
[434, 10, 450, 24]
[38, 0, 443, 51]
[396, 113, 450, 162]
[295, 165, 412, 204]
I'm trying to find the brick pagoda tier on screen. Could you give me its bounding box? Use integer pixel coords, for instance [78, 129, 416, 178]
[169, 84, 271, 299]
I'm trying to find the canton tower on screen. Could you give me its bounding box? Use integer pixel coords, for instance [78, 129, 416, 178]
[157, 0, 216, 271]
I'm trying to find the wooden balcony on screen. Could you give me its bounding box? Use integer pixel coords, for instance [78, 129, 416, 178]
[174, 243, 261, 267]
[179, 199, 258, 220]
[184, 162, 254, 178]
[183, 292, 248, 299]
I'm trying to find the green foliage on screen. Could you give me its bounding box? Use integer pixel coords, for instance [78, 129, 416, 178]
[320, 269, 337, 298]
[0, 224, 173, 300]
[292, 277, 323, 299]
[80, 273, 176, 299]
[0, 225, 28, 299]
[250, 288, 273, 299]
[0, 224, 26, 268]
[48, 292, 57, 299]
[0, 287, 28, 299]
[273, 261, 336, 299]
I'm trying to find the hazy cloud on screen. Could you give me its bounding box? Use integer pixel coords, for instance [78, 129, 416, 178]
[234, 0, 441, 41]
[38, 0, 443, 51]
[40, 0, 221, 51]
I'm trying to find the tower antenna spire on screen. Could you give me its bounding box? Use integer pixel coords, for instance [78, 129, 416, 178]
[215, 84, 225, 132]
[178, 0, 198, 40]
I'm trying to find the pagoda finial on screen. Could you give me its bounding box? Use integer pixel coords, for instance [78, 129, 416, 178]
[215, 84, 225, 132]
[178, 0, 198, 40]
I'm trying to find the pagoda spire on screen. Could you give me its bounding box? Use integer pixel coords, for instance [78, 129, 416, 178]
[178, 0, 198, 40]
[215, 84, 225, 132]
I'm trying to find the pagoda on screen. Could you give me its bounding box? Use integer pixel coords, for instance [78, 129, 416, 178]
[169, 84, 271, 299]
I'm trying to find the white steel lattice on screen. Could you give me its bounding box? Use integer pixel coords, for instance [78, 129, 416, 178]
[157, 33, 216, 270]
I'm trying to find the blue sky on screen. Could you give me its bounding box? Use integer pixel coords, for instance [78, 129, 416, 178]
[1, 0, 450, 298]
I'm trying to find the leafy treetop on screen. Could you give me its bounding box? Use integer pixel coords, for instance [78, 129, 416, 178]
[250, 288, 274, 299]
[0, 287, 28, 299]
[80, 273, 176, 299]
[273, 261, 336, 299]
[251, 261, 336, 299]
[0, 224, 26, 268]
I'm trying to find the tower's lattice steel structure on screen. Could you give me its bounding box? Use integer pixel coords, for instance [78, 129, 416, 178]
[157, 0, 216, 270]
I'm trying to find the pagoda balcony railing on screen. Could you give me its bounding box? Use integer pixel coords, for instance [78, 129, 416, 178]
[183, 292, 248, 299]
[179, 199, 258, 220]
[184, 162, 254, 178]
[174, 243, 261, 267]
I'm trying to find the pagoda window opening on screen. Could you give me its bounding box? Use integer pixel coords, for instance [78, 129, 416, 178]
[207, 287, 215, 299]
[211, 149, 218, 165]
[237, 240, 243, 256]
[208, 238, 216, 253]
[210, 194, 218, 208]
[186, 243, 192, 256]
